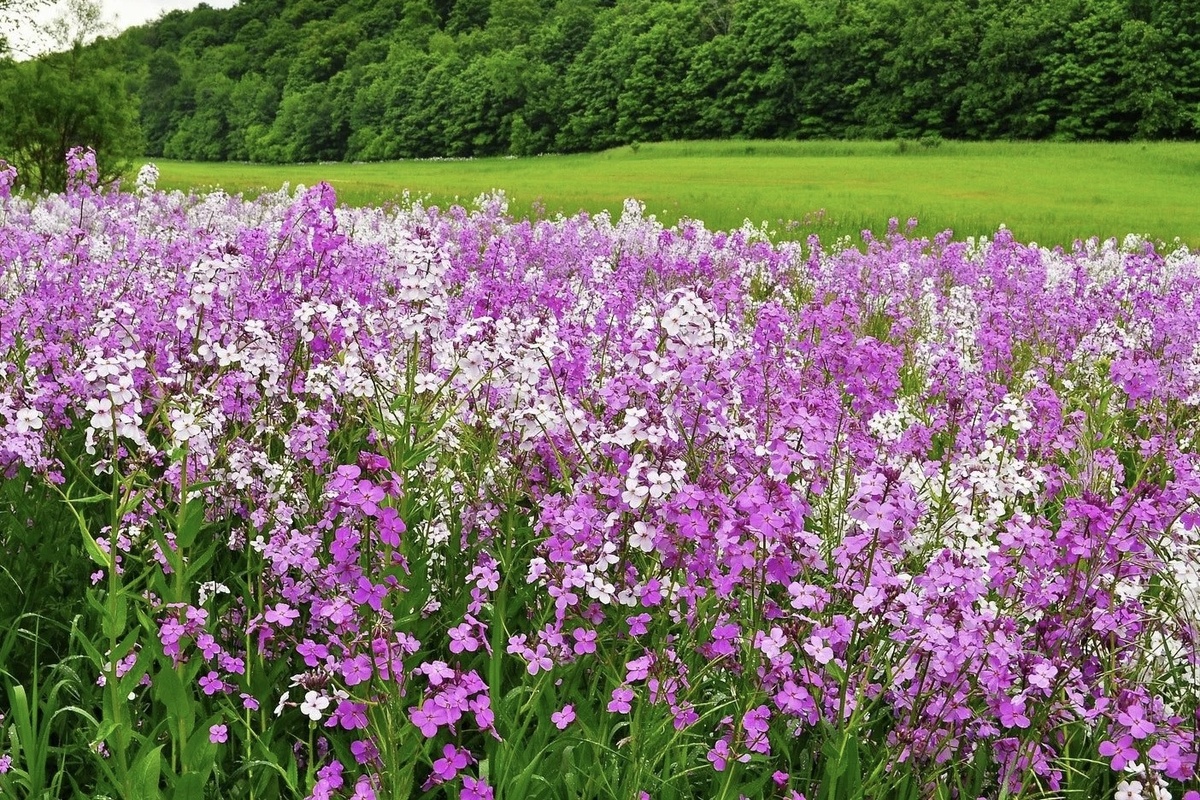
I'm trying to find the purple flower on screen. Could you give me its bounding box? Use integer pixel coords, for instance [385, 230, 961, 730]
[208, 724, 228, 744]
[1148, 740, 1188, 779]
[351, 738, 380, 765]
[552, 704, 576, 729]
[998, 695, 1030, 729]
[330, 700, 369, 730]
[316, 760, 345, 792]
[707, 738, 731, 772]
[264, 603, 299, 627]
[743, 705, 770, 735]
[410, 705, 440, 738]
[526, 644, 553, 675]
[428, 744, 470, 785]
[608, 686, 633, 714]
[461, 776, 495, 800]
[198, 672, 224, 696]
[351, 775, 377, 800]
[341, 654, 373, 686]
[572, 628, 597, 655]
[449, 622, 480, 654]
[352, 578, 387, 612]
[1116, 704, 1155, 740]
[1098, 735, 1139, 771]
[470, 694, 495, 731]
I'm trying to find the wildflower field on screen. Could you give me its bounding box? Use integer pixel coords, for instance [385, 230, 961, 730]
[1, 151, 1200, 800]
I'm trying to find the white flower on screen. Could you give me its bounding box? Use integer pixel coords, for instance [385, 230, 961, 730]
[170, 410, 203, 445]
[1114, 780, 1144, 800]
[135, 163, 159, 193]
[414, 372, 442, 394]
[14, 407, 42, 433]
[629, 521, 655, 553]
[86, 397, 115, 431]
[198, 581, 230, 604]
[299, 690, 329, 721]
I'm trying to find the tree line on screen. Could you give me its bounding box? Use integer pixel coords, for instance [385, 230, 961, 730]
[2, 0, 1198, 176]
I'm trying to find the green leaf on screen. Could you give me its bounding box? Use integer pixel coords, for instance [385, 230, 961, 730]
[183, 714, 221, 772]
[176, 495, 205, 549]
[183, 545, 216, 583]
[171, 772, 208, 800]
[154, 667, 195, 735]
[67, 500, 112, 569]
[819, 730, 845, 777]
[101, 593, 129, 643]
[842, 735, 861, 798]
[131, 744, 165, 800]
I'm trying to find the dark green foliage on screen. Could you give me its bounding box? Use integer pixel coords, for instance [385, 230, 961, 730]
[0, 0, 142, 190]
[12, 0, 1200, 166]
[0, 45, 141, 191]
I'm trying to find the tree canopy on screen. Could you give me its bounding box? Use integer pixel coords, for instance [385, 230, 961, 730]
[8, 0, 1200, 167]
[0, 0, 140, 191]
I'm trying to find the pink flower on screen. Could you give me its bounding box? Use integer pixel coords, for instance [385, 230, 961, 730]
[707, 738, 731, 771]
[461, 776, 494, 800]
[552, 704, 576, 729]
[1116, 704, 1155, 740]
[208, 724, 228, 744]
[425, 744, 470, 787]
[264, 603, 299, 626]
[1098, 735, 1139, 771]
[572, 628, 597, 655]
[608, 686, 634, 714]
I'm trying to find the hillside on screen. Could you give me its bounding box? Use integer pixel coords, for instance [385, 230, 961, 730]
[49, 0, 1200, 161]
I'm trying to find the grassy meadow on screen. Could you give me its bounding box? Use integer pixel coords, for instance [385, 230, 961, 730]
[147, 139, 1200, 248]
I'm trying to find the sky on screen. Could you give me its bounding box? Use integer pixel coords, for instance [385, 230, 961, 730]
[99, 0, 239, 31]
[6, 0, 238, 57]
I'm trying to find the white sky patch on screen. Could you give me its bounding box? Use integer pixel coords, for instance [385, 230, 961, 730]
[6, 0, 239, 58]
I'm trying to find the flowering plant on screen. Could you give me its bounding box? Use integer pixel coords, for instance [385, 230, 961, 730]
[0, 156, 1198, 800]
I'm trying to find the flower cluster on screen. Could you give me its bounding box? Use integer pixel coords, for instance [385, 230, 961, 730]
[0, 158, 1198, 799]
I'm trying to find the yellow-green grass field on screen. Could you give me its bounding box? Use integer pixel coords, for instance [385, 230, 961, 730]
[148, 140, 1200, 249]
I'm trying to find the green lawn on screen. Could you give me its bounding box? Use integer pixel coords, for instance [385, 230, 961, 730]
[148, 140, 1200, 248]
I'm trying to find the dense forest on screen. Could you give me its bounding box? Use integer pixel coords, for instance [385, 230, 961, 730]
[5, 0, 1200, 166]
